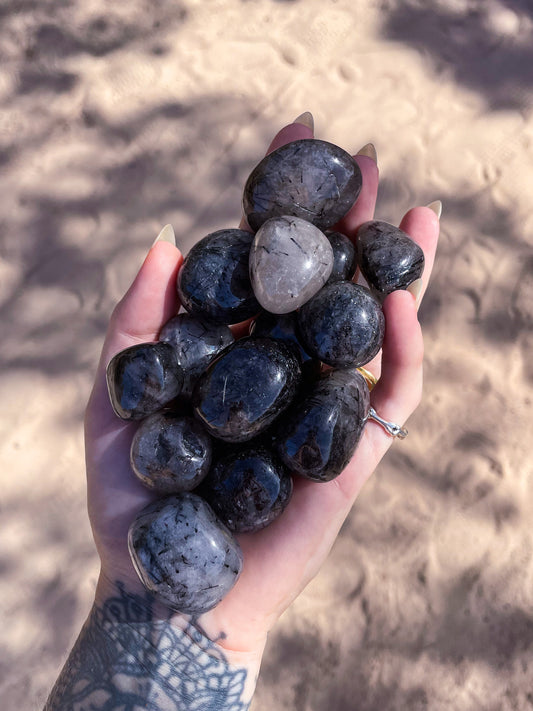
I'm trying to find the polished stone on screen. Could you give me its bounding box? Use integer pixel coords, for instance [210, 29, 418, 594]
[128, 493, 242, 614]
[159, 314, 234, 399]
[325, 231, 357, 284]
[357, 220, 425, 298]
[274, 369, 370, 481]
[106, 342, 183, 420]
[192, 336, 301, 442]
[177, 228, 260, 324]
[243, 139, 362, 231]
[130, 413, 212, 494]
[249, 216, 333, 313]
[249, 311, 321, 381]
[297, 282, 385, 368]
[200, 447, 293, 533]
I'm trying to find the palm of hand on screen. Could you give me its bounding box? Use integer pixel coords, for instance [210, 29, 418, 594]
[84, 121, 439, 654]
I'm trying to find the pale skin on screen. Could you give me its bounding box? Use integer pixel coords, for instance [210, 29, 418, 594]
[46, 117, 440, 710]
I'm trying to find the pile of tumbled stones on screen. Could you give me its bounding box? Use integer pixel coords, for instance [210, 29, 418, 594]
[106, 138, 425, 614]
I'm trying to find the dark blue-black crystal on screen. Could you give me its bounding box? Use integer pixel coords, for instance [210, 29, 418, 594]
[325, 230, 357, 284]
[159, 314, 234, 399]
[200, 446, 293, 533]
[192, 336, 301, 442]
[297, 281, 385, 368]
[243, 139, 362, 231]
[357, 220, 425, 299]
[274, 369, 370, 482]
[106, 342, 184, 420]
[177, 229, 260, 324]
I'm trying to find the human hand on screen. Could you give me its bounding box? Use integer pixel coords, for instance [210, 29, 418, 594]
[84, 117, 440, 661]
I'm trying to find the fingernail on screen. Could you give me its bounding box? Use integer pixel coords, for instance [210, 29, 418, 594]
[356, 142, 377, 163]
[406, 278, 423, 305]
[152, 224, 176, 247]
[426, 200, 442, 219]
[293, 111, 314, 132]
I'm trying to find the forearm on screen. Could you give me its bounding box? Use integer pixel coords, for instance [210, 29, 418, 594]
[44, 576, 261, 710]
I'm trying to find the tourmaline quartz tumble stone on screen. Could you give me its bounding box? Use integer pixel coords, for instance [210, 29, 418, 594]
[249, 216, 333, 313]
[243, 139, 362, 231]
[130, 413, 212, 494]
[357, 220, 425, 299]
[106, 342, 184, 420]
[200, 447, 293, 533]
[192, 337, 301, 442]
[274, 369, 370, 482]
[128, 493, 243, 614]
[325, 231, 357, 284]
[159, 314, 234, 399]
[297, 282, 385, 368]
[177, 229, 260, 324]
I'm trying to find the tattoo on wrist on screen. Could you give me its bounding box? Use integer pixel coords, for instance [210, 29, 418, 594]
[44, 581, 249, 710]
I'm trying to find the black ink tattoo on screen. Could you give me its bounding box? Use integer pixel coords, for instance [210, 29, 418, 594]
[44, 582, 249, 710]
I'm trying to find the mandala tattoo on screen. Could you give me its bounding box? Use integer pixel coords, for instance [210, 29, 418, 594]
[44, 582, 249, 711]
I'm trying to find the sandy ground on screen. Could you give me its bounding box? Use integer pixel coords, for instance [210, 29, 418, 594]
[1, 0, 533, 708]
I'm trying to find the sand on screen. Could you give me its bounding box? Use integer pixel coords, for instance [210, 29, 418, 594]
[1, 0, 532, 708]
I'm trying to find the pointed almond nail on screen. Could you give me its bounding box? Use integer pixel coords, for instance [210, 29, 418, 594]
[356, 143, 377, 163]
[152, 224, 176, 247]
[293, 111, 314, 132]
[426, 200, 442, 219]
[406, 278, 423, 305]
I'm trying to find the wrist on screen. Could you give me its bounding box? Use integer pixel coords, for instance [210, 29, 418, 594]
[93, 572, 262, 707]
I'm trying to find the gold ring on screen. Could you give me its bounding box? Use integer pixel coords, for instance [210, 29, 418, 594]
[357, 366, 378, 391]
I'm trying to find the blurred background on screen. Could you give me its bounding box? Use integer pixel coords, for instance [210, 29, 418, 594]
[1, 0, 532, 708]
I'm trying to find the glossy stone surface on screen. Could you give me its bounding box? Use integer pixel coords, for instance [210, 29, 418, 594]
[326, 231, 357, 284]
[274, 369, 370, 481]
[200, 447, 293, 533]
[159, 314, 234, 399]
[297, 282, 385, 368]
[128, 493, 242, 614]
[192, 336, 301, 442]
[106, 342, 183, 420]
[243, 139, 362, 231]
[249, 216, 333, 313]
[357, 220, 425, 299]
[130, 413, 212, 494]
[249, 311, 321, 381]
[177, 229, 260, 324]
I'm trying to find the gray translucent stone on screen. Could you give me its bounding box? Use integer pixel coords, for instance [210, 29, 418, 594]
[106, 342, 184, 420]
[243, 139, 363, 231]
[249, 216, 333, 314]
[130, 413, 212, 494]
[357, 220, 425, 299]
[274, 369, 370, 481]
[128, 493, 243, 614]
[159, 314, 234, 399]
[297, 282, 385, 368]
[192, 336, 301, 442]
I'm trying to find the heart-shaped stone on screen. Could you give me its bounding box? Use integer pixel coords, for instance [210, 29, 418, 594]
[249, 215, 333, 314]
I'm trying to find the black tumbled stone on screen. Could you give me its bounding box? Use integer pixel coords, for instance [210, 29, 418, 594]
[297, 282, 385, 368]
[159, 314, 234, 399]
[243, 139, 362, 231]
[325, 230, 357, 284]
[200, 447, 293, 533]
[274, 369, 370, 482]
[106, 342, 184, 420]
[177, 229, 260, 324]
[357, 220, 425, 299]
[192, 336, 301, 442]
[130, 413, 212, 494]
